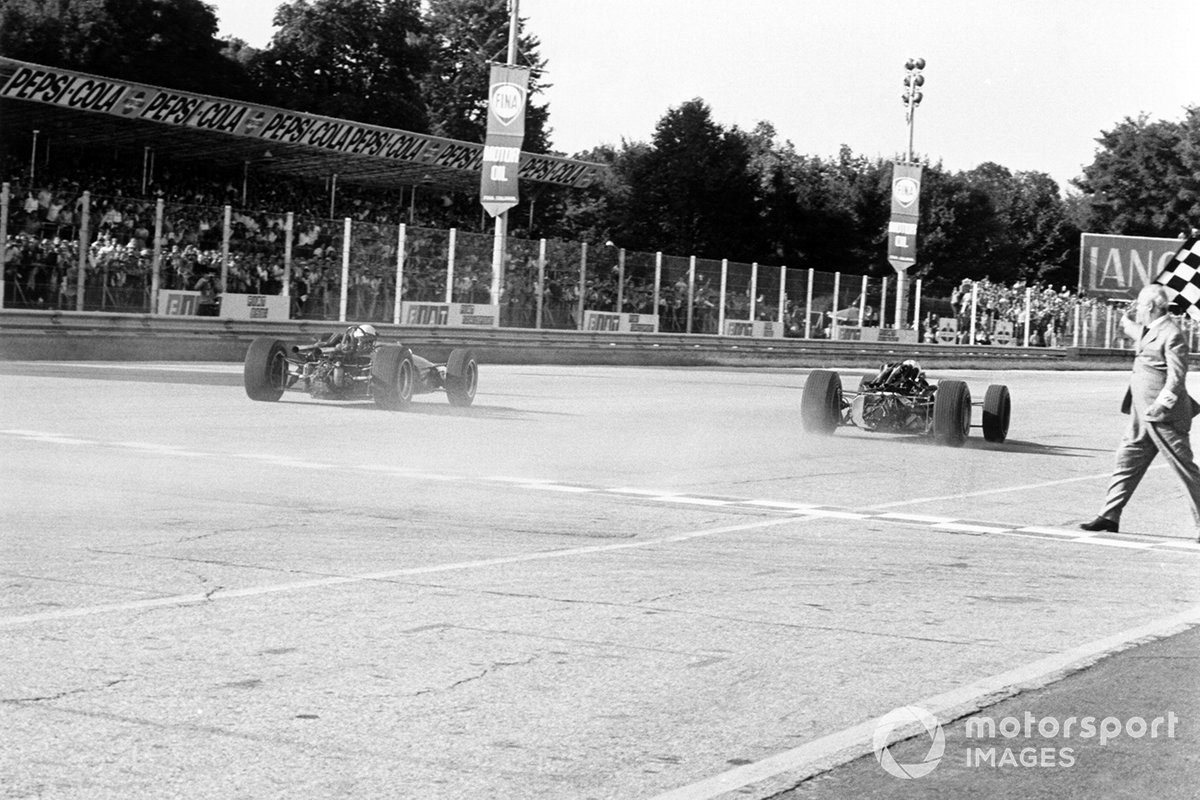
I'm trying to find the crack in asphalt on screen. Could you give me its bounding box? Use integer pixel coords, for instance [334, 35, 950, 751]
[413, 656, 539, 696]
[4, 678, 128, 704]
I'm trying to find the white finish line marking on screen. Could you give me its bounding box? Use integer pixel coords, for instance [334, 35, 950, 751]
[3, 429, 1195, 557]
[649, 603, 1200, 800]
[0, 516, 808, 628]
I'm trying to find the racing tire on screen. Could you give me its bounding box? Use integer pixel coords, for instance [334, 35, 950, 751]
[982, 384, 1011, 443]
[243, 338, 288, 402]
[801, 370, 843, 434]
[444, 348, 478, 407]
[371, 345, 415, 410]
[933, 379, 971, 447]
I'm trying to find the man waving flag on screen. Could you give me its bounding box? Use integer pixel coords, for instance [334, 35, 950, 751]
[1154, 236, 1200, 320]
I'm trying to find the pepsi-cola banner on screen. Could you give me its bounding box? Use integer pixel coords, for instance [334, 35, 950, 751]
[1079, 233, 1183, 300]
[480, 64, 530, 217]
[0, 58, 599, 189]
[888, 162, 922, 269]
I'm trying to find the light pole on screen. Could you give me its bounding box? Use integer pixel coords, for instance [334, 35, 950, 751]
[893, 58, 925, 333]
[902, 58, 925, 163]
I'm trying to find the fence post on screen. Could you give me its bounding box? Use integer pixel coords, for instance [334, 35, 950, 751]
[1105, 303, 1114, 349]
[536, 238, 546, 329]
[687, 255, 696, 334]
[859, 274, 868, 327]
[880, 276, 889, 328]
[616, 247, 626, 312]
[749, 261, 758, 320]
[805, 268, 814, 339]
[76, 191, 90, 311]
[0, 183, 9, 309]
[577, 242, 587, 331]
[1072, 301, 1080, 348]
[221, 205, 231, 293]
[778, 266, 786, 324]
[914, 278, 923, 339]
[283, 212, 293, 303]
[653, 252, 662, 320]
[393, 223, 406, 325]
[339, 217, 350, 322]
[832, 271, 841, 339]
[970, 281, 979, 345]
[150, 198, 163, 314]
[718, 258, 728, 333]
[1023, 287, 1033, 347]
[445, 227, 457, 304]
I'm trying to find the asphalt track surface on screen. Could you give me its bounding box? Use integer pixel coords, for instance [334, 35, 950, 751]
[2, 360, 1198, 799]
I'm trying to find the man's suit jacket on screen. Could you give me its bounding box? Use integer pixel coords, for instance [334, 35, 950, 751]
[1119, 314, 1197, 431]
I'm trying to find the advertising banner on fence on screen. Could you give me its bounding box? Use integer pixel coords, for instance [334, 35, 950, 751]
[480, 63, 530, 218]
[218, 293, 290, 320]
[888, 162, 922, 272]
[156, 290, 201, 316]
[582, 311, 659, 333]
[401, 302, 499, 327]
[836, 326, 918, 344]
[722, 320, 785, 338]
[1080, 233, 1185, 300]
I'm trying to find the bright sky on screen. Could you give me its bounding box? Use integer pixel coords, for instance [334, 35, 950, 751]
[210, 0, 1198, 192]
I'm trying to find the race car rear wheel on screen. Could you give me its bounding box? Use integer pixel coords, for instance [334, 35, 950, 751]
[445, 348, 478, 407]
[982, 384, 1011, 443]
[244, 338, 288, 402]
[801, 370, 843, 434]
[371, 345, 415, 410]
[933, 379, 971, 446]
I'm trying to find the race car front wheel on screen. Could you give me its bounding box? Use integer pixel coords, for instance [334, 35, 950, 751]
[445, 348, 478, 407]
[982, 384, 1011, 443]
[933, 379, 971, 446]
[801, 370, 843, 434]
[244, 338, 288, 402]
[372, 346, 415, 410]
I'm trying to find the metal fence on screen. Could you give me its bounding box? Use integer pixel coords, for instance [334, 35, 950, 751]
[5, 180, 1197, 349]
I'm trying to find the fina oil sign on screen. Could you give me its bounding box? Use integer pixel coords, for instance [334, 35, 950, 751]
[1080, 233, 1183, 300]
[480, 63, 530, 217]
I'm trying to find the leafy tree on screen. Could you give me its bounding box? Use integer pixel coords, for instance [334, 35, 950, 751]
[1076, 111, 1200, 237]
[420, 0, 550, 151]
[248, 0, 429, 131]
[0, 0, 252, 97]
[616, 99, 760, 260]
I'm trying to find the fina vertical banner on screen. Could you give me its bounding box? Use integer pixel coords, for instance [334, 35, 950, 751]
[480, 63, 530, 217]
[888, 162, 922, 271]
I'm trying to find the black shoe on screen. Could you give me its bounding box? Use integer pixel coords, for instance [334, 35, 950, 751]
[1080, 516, 1119, 533]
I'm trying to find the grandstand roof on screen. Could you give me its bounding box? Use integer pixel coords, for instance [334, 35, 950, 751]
[0, 58, 603, 194]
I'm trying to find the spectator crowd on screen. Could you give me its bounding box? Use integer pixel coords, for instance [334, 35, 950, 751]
[2, 157, 1125, 345]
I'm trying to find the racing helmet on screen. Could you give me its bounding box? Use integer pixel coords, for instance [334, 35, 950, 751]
[351, 324, 378, 344]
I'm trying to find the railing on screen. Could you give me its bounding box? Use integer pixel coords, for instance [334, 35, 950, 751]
[5, 181, 1194, 350]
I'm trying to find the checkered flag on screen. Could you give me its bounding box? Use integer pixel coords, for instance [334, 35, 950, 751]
[1154, 236, 1200, 321]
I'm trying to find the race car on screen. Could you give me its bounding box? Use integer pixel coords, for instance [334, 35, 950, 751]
[800, 360, 1010, 446]
[243, 324, 478, 410]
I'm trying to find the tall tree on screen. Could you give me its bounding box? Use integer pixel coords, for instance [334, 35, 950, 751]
[248, 0, 429, 131]
[0, 0, 251, 97]
[617, 99, 759, 260]
[420, 0, 550, 151]
[1076, 111, 1199, 237]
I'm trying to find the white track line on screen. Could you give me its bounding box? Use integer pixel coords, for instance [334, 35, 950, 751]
[0, 515, 807, 628]
[867, 468, 1165, 510]
[649, 603, 1200, 800]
